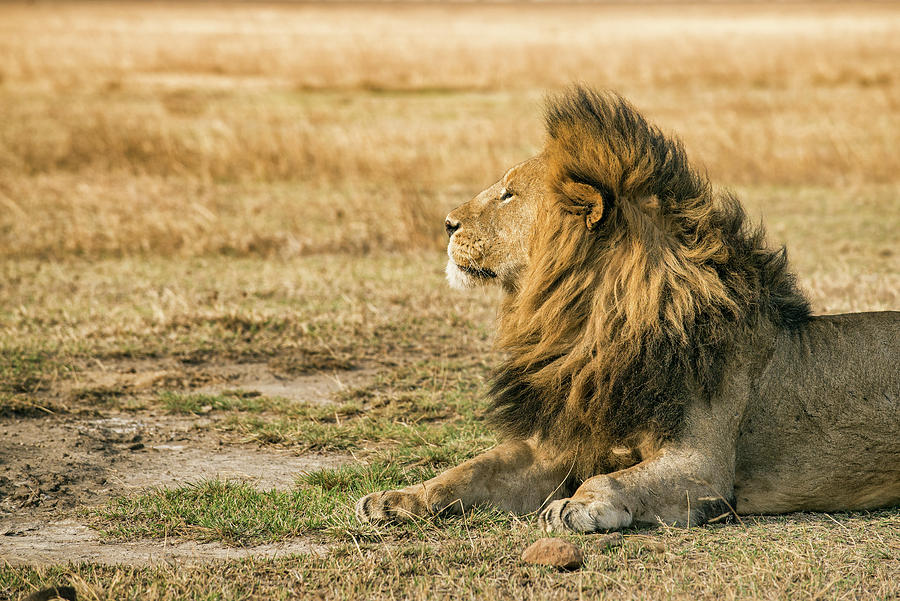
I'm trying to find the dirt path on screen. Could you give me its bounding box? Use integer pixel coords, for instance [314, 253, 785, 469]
[2, 520, 331, 566]
[0, 361, 372, 565]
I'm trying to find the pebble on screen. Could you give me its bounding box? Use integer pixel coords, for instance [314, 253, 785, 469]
[521, 537, 583, 570]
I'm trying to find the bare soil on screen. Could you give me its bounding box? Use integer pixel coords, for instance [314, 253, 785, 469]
[1, 520, 330, 567]
[64, 357, 374, 405]
[0, 360, 370, 565]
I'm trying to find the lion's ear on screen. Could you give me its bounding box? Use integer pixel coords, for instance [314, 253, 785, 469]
[561, 180, 606, 230]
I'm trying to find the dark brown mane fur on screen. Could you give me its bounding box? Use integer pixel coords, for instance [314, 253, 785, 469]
[489, 87, 811, 455]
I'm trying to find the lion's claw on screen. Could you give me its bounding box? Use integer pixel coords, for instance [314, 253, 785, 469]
[355, 490, 427, 522]
[538, 498, 632, 533]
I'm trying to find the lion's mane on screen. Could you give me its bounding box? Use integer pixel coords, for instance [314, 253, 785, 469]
[490, 88, 811, 461]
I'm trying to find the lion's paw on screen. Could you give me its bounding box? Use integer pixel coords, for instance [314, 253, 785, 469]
[355, 490, 428, 522]
[538, 498, 632, 534]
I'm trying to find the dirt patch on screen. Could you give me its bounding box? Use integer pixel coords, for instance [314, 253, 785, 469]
[65, 358, 375, 405]
[194, 361, 373, 403]
[2, 359, 374, 515]
[0, 359, 373, 566]
[0, 413, 350, 565]
[1, 520, 329, 566]
[0, 413, 351, 512]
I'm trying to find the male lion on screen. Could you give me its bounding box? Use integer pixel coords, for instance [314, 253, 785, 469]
[356, 87, 900, 533]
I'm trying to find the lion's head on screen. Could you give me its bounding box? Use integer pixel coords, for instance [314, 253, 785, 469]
[445, 87, 811, 457]
[445, 155, 546, 293]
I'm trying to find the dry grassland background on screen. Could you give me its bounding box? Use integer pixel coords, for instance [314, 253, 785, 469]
[1, 3, 898, 277]
[0, 2, 898, 600]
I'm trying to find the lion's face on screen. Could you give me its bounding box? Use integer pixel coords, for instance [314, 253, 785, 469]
[445, 155, 546, 291]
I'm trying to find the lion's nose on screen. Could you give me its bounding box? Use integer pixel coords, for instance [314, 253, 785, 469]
[445, 217, 461, 237]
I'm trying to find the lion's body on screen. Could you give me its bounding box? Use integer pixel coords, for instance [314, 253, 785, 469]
[734, 311, 900, 514]
[356, 87, 900, 532]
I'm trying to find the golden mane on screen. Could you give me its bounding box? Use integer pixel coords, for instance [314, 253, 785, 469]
[490, 87, 810, 454]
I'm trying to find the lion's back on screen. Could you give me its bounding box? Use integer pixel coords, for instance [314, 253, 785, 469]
[734, 311, 900, 514]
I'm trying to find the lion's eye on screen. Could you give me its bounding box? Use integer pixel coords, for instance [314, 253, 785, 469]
[499, 188, 514, 203]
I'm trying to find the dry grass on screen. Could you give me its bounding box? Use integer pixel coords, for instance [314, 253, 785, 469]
[1, 2, 899, 258]
[0, 3, 898, 600]
[3, 3, 898, 93]
[5, 511, 899, 600]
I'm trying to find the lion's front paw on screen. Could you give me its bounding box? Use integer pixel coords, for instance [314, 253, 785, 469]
[355, 490, 428, 522]
[538, 498, 632, 534]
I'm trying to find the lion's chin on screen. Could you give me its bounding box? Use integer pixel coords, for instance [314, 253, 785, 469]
[445, 261, 498, 289]
[445, 259, 479, 290]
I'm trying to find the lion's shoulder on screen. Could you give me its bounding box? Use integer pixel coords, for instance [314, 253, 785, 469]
[490, 87, 811, 449]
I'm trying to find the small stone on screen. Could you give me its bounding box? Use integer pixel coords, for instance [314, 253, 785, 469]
[521, 537, 583, 570]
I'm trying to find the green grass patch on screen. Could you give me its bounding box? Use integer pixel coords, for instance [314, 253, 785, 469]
[99, 356, 501, 551]
[94, 459, 515, 546]
[96, 479, 342, 545]
[96, 361, 504, 546]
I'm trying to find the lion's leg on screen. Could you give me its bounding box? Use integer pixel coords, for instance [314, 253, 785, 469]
[356, 439, 574, 522]
[539, 397, 745, 534]
[538, 448, 735, 533]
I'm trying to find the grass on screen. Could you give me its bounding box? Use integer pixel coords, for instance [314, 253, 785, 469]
[213, 358, 492, 448]
[93, 470, 514, 545]
[5, 512, 898, 600]
[0, 254, 499, 414]
[1, 1, 898, 600]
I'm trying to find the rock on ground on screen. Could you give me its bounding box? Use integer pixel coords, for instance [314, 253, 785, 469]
[521, 537, 583, 570]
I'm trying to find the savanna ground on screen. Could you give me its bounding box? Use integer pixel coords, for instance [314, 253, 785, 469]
[0, 1, 898, 599]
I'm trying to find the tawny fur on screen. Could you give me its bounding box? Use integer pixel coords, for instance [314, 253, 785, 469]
[356, 86, 899, 532]
[491, 89, 809, 473]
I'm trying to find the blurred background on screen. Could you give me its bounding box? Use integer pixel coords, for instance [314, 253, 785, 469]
[1, 2, 897, 275]
[0, 1, 897, 380]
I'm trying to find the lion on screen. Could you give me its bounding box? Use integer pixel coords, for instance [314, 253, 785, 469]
[356, 87, 900, 533]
